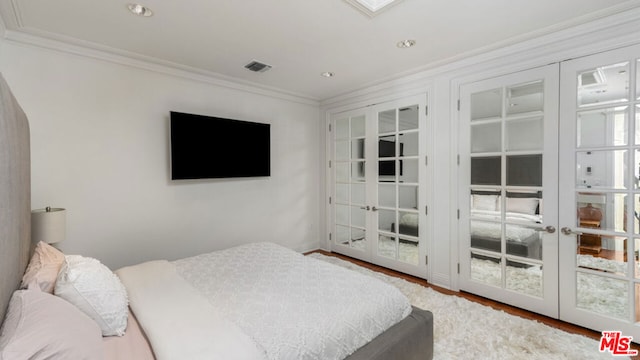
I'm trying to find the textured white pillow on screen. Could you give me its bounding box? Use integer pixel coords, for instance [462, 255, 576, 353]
[472, 194, 498, 211]
[506, 197, 539, 215]
[54, 255, 128, 336]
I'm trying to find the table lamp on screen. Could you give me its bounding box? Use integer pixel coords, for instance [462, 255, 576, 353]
[31, 206, 66, 245]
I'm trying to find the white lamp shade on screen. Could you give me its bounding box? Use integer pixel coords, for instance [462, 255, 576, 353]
[32, 207, 66, 244]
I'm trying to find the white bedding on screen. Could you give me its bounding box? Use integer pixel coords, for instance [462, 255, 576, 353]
[399, 212, 419, 227]
[471, 209, 542, 223]
[470, 210, 542, 242]
[119, 243, 411, 360]
[116, 260, 267, 360]
[173, 242, 411, 360]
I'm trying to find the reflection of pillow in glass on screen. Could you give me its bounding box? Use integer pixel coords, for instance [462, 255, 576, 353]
[506, 197, 539, 215]
[472, 194, 498, 211]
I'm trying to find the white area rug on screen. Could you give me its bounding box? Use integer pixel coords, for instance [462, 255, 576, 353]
[351, 238, 419, 265]
[469, 255, 631, 320]
[308, 253, 624, 360]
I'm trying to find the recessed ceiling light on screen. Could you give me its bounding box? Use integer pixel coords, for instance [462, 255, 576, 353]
[321, 72, 335, 78]
[127, 3, 153, 17]
[397, 40, 416, 48]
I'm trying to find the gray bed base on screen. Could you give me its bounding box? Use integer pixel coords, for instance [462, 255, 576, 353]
[347, 306, 434, 360]
[471, 234, 541, 260]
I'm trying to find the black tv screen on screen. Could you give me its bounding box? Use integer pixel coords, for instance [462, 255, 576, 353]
[378, 140, 403, 176]
[170, 111, 270, 180]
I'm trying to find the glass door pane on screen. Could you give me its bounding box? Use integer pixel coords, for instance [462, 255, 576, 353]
[376, 104, 420, 266]
[468, 81, 545, 297]
[460, 64, 559, 318]
[573, 61, 631, 319]
[334, 114, 368, 252]
[331, 94, 429, 279]
[559, 44, 640, 340]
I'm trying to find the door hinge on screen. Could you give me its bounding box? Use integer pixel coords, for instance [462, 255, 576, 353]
[329, 123, 332, 132]
[425, 206, 428, 216]
[457, 263, 460, 274]
[457, 154, 460, 165]
[457, 99, 460, 111]
[329, 197, 332, 204]
[425, 255, 428, 266]
[329, 233, 332, 241]
[329, 160, 332, 168]
[425, 106, 428, 116]
[425, 155, 428, 166]
[457, 209, 460, 219]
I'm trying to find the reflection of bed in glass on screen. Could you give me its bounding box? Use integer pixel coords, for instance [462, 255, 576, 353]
[387, 213, 419, 264]
[392, 213, 419, 237]
[469, 193, 542, 260]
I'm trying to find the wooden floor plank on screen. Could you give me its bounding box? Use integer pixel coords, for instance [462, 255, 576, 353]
[307, 249, 640, 359]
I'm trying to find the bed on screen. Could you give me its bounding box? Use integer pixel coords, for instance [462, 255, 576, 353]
[469, 193, 542, 260]
[0, 73, 433, 360]
[394, 212, 419, 237]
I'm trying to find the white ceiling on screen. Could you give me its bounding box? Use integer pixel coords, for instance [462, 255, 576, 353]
[0, 0, 638, 101]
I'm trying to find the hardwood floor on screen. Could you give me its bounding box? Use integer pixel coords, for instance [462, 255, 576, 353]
[308, 249, 640, 359]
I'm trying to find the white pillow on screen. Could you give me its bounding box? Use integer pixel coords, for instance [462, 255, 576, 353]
[0, 288, 103, 360]
[506, 197, 539, 215]
[54, 255, 128, 336]
[472, 194, 498, 211]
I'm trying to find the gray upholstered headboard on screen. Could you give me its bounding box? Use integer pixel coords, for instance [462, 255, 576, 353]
[0, 73, 31, 322]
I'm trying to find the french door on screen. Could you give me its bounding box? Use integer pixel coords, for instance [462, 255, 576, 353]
[458, 65, 560, 317]
[559, 43, 640, 339]
[330, 94, 429, 278]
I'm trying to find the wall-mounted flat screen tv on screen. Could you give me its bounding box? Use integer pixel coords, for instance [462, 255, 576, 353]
[170, 111, 270, 180]
[378, 139, 403, 176]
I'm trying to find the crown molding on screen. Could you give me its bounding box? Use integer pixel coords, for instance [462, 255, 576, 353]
[1, 28, 320, 106]
[3, 1, 640, 107]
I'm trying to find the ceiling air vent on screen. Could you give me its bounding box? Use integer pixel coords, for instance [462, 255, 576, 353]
[244, 60, 272, 73]
[579, 69, 605, 87]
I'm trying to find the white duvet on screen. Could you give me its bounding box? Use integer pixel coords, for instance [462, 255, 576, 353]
[119, 242, 411, 360]
[470, 210, 542, 242]
[400, 212, 419, 227]
[116, 260, 267, 360]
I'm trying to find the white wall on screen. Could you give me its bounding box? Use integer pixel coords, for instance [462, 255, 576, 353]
[0, 38, 321, 269]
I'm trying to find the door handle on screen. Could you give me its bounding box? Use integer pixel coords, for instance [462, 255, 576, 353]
[372, 206, 378, 212]
[360, 205, 370, 211]
[537, 225, 556, 234]
[561, 227, 583, 236]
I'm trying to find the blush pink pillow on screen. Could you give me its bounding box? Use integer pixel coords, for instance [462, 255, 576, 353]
[0, 288, 103, 360]
[20, 241, 65, 293]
